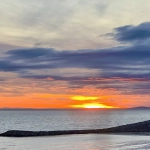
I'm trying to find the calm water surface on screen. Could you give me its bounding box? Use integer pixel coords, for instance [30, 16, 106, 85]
[0, 109, 150, 133]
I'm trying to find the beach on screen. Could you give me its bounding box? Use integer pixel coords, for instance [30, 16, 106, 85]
[1, 134, 150, 150]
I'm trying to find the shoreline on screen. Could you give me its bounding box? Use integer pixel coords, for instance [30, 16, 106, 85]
[1, 120, 150, 137]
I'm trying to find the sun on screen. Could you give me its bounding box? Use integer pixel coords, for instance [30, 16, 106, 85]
[84, 105, 102, 108]
[72, 103, 115, 109]
[83, 103, 113, 109]
[71, 95, 116, 109]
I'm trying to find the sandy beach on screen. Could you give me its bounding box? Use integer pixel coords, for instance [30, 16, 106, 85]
[1, 134, 150, 150]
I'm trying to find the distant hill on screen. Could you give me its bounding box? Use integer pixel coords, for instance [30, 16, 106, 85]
[128, 106, 150, 110]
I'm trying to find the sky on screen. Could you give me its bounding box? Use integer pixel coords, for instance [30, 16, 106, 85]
[0, 0, 150, 108]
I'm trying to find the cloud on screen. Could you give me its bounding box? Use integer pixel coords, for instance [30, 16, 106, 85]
[6, 48, 55, 59]
[19, 74, 150, 95]
[0, 0, 110, 49]
[2, 0, 150, 50]
[2, 44, 150, 74]
[71, 96, 98, 101]
[0, 22, 150, 96]
[109, 22, 150, 43]
[0, 44, 149, 80]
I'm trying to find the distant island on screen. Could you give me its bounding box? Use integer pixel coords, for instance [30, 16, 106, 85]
[128, 107, 150, 110]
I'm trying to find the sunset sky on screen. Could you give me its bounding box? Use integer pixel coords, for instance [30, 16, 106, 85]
[0, 0, 150, 108]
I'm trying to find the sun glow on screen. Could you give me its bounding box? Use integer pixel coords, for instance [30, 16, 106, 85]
[84, 103, 114, 108]
[72, 103, 115, 109]
[71, 96, 98, 101]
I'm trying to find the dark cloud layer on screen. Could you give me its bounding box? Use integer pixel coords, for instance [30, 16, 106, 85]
[1, 44, 150, 76]
[109, 22, 150, 43]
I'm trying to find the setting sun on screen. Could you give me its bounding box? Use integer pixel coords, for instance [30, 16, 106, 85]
[72, 103, 115, 109]
[83, 103, 115, 109]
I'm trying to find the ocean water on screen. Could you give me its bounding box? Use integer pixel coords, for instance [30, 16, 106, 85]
[0, 109, 150, 149]
[0, 109, 150, 133]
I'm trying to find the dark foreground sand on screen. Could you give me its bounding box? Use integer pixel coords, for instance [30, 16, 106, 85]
[1, 120, 150, 137]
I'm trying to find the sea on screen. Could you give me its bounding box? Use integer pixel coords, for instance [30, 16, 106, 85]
[0, 109, 150, 150]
